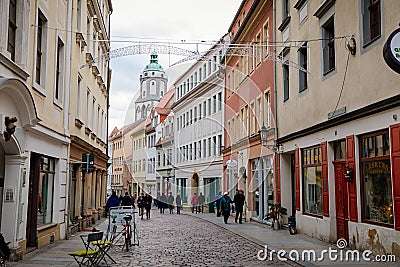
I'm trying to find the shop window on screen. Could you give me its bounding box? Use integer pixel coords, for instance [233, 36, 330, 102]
[360, 131, 393, 225]
[302, 146, 323, 216]
[38, 156, 55, 226]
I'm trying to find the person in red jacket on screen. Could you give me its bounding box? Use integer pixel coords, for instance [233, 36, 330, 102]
[191, 193, 198, 213]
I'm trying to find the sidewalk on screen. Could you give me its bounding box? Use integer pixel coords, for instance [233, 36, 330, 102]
[8, 218, 111, 267]
[184, 210, 397, 267]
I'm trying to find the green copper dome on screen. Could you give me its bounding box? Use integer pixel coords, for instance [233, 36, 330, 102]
[143, 52, 164, 71]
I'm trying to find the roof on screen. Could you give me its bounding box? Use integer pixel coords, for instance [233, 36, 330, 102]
[143, 52, 164, 71]
[156, 87, 175, 109]
[109, 119, 145, 141]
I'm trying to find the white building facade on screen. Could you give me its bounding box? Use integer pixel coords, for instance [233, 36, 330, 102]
[173, 39, 226, 206]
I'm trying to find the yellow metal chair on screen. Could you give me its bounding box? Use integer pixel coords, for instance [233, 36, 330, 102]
[68, 231, 103, 266]
[91, 225, 118, 266]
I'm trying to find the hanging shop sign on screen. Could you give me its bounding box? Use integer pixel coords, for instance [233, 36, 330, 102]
[383, 28, 400, 74]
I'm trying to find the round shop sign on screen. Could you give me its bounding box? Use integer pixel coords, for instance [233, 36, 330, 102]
[383, 28, 400, 74]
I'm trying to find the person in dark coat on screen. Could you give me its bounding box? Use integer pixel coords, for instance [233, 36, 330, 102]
[159, 193, 167, 214]
[198, 192, 205, 213]
[176, 194, 182, 214]
[220, 192, 233, 224]
[105, 191, 120, 214]
[215, 192, 222, 217]
[167, 192, 175, 214]
[144, 193, 152, 219]
[233, 189, 246, 223]
[121, 192, 135, 207]
[137, 194, 145, 219]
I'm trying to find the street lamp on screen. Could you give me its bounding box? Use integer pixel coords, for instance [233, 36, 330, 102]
[259, 125, 278, 152]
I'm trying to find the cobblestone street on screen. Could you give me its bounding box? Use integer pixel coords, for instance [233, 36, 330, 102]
[106, 210, 298, 267]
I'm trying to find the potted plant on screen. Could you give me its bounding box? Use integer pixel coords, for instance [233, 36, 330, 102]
[264, 202, 287, 230]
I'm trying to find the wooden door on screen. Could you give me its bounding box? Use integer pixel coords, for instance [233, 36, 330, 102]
[334, 162, 349, 241]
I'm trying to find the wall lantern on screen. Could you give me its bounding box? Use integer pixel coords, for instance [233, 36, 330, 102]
[344, 167, 353, 182]
[346, 37, 357, 55]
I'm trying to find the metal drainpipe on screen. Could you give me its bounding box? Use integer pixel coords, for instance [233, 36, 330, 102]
[64, 0, 73, 240]
[273, 0, 278, 151]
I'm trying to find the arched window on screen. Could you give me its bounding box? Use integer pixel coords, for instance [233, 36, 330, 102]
[136, 106, 141, 120]
[150, 79, 156, 94]
[141, 105, 146, 118]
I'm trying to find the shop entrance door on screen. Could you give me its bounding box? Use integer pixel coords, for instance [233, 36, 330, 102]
[334, 162, 349, 242]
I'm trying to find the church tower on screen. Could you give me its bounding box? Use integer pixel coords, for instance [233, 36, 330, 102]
[135, 52, 168, 121]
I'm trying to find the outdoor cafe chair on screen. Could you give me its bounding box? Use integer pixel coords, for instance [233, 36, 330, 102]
[91, 225, 118, 266]
[68, 231, 103, 266]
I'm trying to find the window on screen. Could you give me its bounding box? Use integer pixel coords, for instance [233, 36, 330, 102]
[208, 138, 212, 157]
[213, 95, 217, 113]
[37, 156, 55, 226]
[302, 146, 323, 216]
[86, 90, 90, 127]
[212, 136, 217, 156]
[283, 62, 289, 101]
[333, 140, 346, 160]
[218, 134, 222, 156]
[203, 139, 207, 158]
[362, 0, 381, 45]
[77, 76, 82, 118]
[77, 0, 82, 31]
[360, 131, 392, 225]
[218, 92, 222, 111]
[194, 107, 197, 122]
[282, 0, 290, 21]
[7, 0, 17, 61]
[264, 23, 269, 57]
[322, 18, 335, 74]
[92, 98, 96, 130]
[36, 10, 47, 85]
[207, 99, 211, 116]
[265, 92, 271, 128]
[55, 38, 64, 101]
[256, 33, 262, 65]
[249, 42, 255, 73]
[299, 43, 308, 91]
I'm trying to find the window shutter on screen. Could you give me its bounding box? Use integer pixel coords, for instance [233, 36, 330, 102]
[276, 154, 281, 203]
[321, 141, 329, 217]
[295, 148, 300, 211]
[346, 135, 358, 222]
[390, 123, 400, 230]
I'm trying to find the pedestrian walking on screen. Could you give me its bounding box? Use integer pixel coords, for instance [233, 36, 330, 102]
[121, 192, 135, 207]
[198, 192, 205, 213]
[233, 189, 245, 224]
[144, 193, 152, 219]
[191, 193, 198, 213]
[220, 191, 233, 224]
[167, 192, 175, 214]
[105, 191, 120, 215]
[215, 192, 222, 217]
[176, 194, 182, 214]
[159, 193, 167, 214]
[137, 193, 145, 219]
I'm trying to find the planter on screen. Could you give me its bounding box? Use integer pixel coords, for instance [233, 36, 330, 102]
[272, 219, 280, 230]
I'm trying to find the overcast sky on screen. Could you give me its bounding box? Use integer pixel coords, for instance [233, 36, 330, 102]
[108, 0, 242, 134]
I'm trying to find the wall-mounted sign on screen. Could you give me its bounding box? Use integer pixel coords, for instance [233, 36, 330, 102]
[383, 28, 400, 74]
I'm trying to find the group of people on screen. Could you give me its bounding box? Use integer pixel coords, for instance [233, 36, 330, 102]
[105, 191, 135, 211]
[106, 189, 246, 224]
[136, 193, 153, 219]
[190, 192, 205, 213]
[215, 190, 246, 224]
[155, 192, 182, 214]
